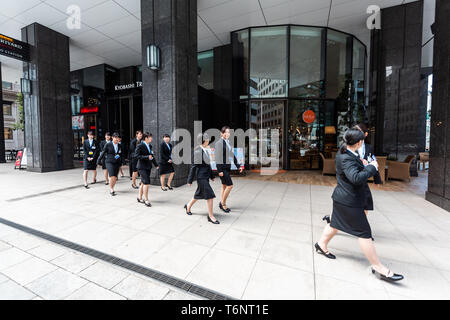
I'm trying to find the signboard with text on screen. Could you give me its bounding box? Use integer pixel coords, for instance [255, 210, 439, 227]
[0, 33, 30, 62]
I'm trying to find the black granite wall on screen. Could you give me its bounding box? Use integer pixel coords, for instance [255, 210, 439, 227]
[0, 63, 5, 163]
[213, 44, 233, 129]
[426, 0, 450, 211]
[141, 0, 198, 187]
[369, 1, 425, 176]
[21, 23, 73, 172]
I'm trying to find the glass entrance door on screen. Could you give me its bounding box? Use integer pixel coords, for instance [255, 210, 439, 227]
[249, 100, 285, 170]
[287, 100, 323, 170]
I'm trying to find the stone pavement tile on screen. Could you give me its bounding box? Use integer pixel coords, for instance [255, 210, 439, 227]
[0, 240, 12, 252]
[0, 273, 8, 284]
[112, 231, 172, 264]
[268, 220, 312, 243]
[2, 257, 58, 286]
[144, 239, 210, 279]
[32, 296, 44, 300]
[314, 248, 386, 291]
[0, 280, 36, 300]
[178, 221, 229, 247]
[97, 208, 142, 224]
[79, 262, 129, 290]
[231, 214, 273, 236]
[65, 283, 126, 300]
[2, 233, 45, 251]
[259, 236, 313, 273]
[33, 213, 88, 234]
[163, 290, 202, 300]
[27, 243, 67, 261]
[242, 260, 315, 300]
[377, 260, 450, 300]
[0, 247, 32, 271]
[315, 274, 389, 300]
[55, 219, 114, 246]
[215, 229, 266, 259]
[85, 225, 137, 253]
[112, 275, 169, 300]
[274, 208, 312, 225]
[51, 252, 97, 274]
[186, 249, 256, 299]
[147, 215, 200, 238]
[0, 224, 20, 239]
[441, 271, 450, 284]
[119, 212, 166, 231]
[26, 269, 88, 300]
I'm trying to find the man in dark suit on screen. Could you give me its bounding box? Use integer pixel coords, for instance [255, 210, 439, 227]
[215, 126, 244, 213]
[82, 131, 99, 189]
[129, 131, 143, 189]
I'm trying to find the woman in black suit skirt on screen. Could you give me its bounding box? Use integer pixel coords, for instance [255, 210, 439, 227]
[82, 131, 99, 189]
[184, 133, 219, 224]
[315, 128, 403, 283]
[159, 134, 175, 191]
[98, 132, 111, 185]
[135, 132, 159, 207]
[104, 133, 125, 196]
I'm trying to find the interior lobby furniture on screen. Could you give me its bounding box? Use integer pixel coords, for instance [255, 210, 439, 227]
[387, 155, 415, 182]
[320, 153, 336, 175]
[368, 156, 387, 184]
[418, 152, 429, 171]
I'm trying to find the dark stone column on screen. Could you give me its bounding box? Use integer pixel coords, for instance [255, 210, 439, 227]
[369, 1, 425, 176]
[426, 0, 450, 211]
[213, 44, 233, 128]
[141, 0, 198, 187]
[0, 63, 6, 163]
[21, 23, 73, 172]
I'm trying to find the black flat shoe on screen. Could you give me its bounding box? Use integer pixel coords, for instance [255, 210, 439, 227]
[144, 201, 152, 207]
[314, 243, 336, 259]
[137, 198, 144, 203]
[167, 185, 173, 190]
[208, 216, 220, 224]
[161, 187, 168, 192]
[372, 269, 404, 282]
[323, 215, 331, 224]
[184, 204, 192, 216]
[219, 202, 231, 213]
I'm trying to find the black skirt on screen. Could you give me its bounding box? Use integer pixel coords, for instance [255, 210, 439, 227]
[159, 162, 175, 175]
[219, 169, 233, 186]
[84, 159, 97, 171]
[106, 163, 120, 178]
[330, 201, 372, 239]
[131, 158, 139, 173]
[363, 185, 374, 211]
[139, 169, 151, 185]
[194, 179, 216, 200]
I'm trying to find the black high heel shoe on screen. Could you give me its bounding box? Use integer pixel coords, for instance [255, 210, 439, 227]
[144, 201, 152, 207]
[132, 184, 139, 189]
[208, 216, 220, 224]
[167, 185, 173, 190]
[314, 243, 336, 259]
[372, 269, 404, 282]
[137, 198, 144, 203]
[219, 202, 231, 213]
[322, 215, 331, 224]
[161, 187, 168, 192]
[84, 185, 90, 189]
[184, 204, 192, 216]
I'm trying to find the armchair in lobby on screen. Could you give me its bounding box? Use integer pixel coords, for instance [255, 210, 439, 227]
[320, 153, 336, 176]
[387, 155, 415, 182]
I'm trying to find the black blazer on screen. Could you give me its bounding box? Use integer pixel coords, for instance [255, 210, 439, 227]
[129, 138, 140, 160]
[215, 138, 240, 173]
[187, 147, 214, 184]
[83, 140, 99, 160]
[104, 142, 125, 166]
[332, 149, 378, 208]
[135, 142, 158, 170]
[160, 142, 173, 164]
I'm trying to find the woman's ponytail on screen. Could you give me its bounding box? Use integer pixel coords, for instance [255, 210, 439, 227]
[341, 128, 365, 154]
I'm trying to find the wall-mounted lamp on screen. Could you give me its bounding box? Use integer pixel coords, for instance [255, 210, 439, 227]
[20, 78, 31, 95]
[147, 44, 161, 71]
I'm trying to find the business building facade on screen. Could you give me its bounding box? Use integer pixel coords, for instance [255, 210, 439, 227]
[0, 0, 448, 210]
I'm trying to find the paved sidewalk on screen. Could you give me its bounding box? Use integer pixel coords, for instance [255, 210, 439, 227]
[1, 163, 450, 299]
[0, 223, 201, 300]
